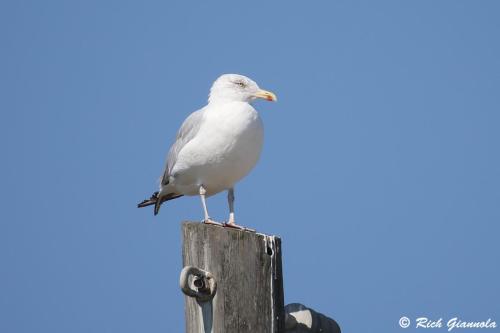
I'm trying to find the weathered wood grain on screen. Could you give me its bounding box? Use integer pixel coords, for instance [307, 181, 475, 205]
[182, 222, 284, 333]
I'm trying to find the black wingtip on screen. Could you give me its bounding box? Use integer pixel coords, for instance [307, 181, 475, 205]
[139, 192, 183, 216]
[137, 191, 159, 209]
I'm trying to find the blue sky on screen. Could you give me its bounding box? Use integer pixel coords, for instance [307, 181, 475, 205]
[1, 1, 499, 332]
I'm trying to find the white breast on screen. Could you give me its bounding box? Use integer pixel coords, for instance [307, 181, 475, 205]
[170, 102, 264, 196]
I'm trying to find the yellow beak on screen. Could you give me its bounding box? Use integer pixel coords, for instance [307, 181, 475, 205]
[254, 89, 277, 102]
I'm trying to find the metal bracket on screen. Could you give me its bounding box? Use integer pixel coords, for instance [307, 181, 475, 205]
[179, 266, 217, 302]
[284, 303, 341, 333]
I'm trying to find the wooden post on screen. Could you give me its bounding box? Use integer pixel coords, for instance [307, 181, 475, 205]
[181, 222, 285, 333]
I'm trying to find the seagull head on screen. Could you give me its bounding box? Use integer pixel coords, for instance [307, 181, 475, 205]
[208, 74, 277, 104]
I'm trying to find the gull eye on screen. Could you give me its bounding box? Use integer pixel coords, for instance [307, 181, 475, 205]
[234, 81, 246, 88]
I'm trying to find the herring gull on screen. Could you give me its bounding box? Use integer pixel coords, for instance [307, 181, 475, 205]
[138, 74, 277, 229]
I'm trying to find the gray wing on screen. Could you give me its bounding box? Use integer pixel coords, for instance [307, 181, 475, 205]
[160, 108, 205, 185]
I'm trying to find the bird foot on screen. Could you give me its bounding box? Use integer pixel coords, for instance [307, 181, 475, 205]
[202, 218, 223, 226]
[223, 222, 255, 232]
